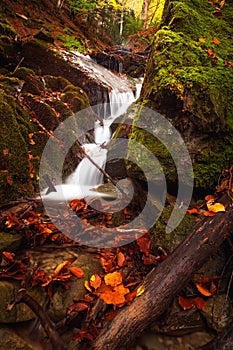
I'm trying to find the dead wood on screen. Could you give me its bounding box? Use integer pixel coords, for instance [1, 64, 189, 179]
[92, 193, 233, 350]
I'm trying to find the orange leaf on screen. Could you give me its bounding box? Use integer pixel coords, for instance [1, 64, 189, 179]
[178, 296, 195, 310]
[204, 211, 216, 217]
[90, 274, 102, 289]
[193, 297, 207, 311]
[69, 266, 84, 278]
[104, 271, 122, 287]
[205, 194, 215, 203]
[187, 207, 199, 215]
[54, 260, 72, 277]
[199, 38, 206, 42]
[219, 0, 225, 9]
[98, 291, 125, 305]
[212, 37, 221, 45]
[196, 283, 212, 297]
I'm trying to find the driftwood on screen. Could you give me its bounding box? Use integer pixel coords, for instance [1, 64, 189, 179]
[92, 193, 233, 350]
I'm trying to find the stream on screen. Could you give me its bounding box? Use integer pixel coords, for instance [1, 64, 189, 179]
[41, 51, 143, 202]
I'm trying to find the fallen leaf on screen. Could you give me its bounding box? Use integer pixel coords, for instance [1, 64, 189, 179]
[104, 271, 122, 287]
[204, 210, 216, 217]
[136, 285, 145, 297]
[117, 251, 125, 267]
[212, 37, 221, 45]
[69, 266, 84, 278]
[187, 208, 200, 215]
[207, 202, 225, 212]
[199, 38, 206, 42]
[196, 283, 212, 297]
[54, 260, 72, 277]
[90, 274, 102, 289]
[178, 296, 207, 311]
[84, 280, 92, 292]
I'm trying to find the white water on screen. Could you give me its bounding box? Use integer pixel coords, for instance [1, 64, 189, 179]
[41, 52, 143, 202]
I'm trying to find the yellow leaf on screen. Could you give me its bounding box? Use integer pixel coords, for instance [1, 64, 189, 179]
[207, 202, 225, 213]
[136, 285, 145, 297]
[84, 280, 92, 292]
[199, 38, 206, 42]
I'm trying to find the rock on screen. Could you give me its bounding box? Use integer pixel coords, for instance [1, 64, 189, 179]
[132, 0, 233, 192]
[34, 29, 54, 44]
[0, 232, 22, 253]
[0, 248, 102, 323]
[201, 294, 233, 332]
[0, 327, 34, 350]
[0, 280, 44, 323]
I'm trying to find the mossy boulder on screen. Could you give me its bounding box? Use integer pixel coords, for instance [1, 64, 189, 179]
[13, 67, 45, 95]
[131, 0, 233, 192]
[0, 91, 32, 201]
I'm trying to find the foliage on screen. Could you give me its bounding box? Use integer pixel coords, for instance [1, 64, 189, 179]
[67, 0, 97, 13]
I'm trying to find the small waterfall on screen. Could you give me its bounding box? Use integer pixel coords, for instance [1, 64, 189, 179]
[66, 88, 137, 189]
[41, 51, 143, 202]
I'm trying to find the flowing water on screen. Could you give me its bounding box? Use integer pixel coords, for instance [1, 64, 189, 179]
[41, 52, 142, 202]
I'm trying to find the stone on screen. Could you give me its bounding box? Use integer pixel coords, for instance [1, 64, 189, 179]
[0, 232, 22, 253]
[0, 248, 102, 323]
[0, 327, 34, 350]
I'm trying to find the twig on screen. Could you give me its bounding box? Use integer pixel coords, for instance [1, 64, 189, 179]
[12, 57, 24, 75]
[7, 289, 65, 350]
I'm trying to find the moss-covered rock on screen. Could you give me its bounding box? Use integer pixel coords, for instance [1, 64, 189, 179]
[132, 0, 233, 192]
[0, 91, 32, 201]
[151, 204, 196, 253]
[0, 22, 17, 39]
[13, 67, 45, 95]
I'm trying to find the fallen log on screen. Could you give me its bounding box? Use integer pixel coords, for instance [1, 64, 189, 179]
[92, 193, 233, 350]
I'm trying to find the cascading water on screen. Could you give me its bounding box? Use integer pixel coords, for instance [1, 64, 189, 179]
[66, 88, 137, 188]
[41, 51, 142, 202]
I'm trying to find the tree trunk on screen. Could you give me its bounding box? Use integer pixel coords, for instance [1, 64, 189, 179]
[92, 193, 233, 350]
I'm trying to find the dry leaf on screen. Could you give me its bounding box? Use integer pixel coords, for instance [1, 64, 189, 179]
[84, 280, 92, 292]
[104, 271, 122, 287]
[69, 266, 84, 278]
[136, 285, 145, 297]
[90, 274, 102, 289]
[54, 260, 72, 277]
[207, 202, 225, 212]
[196, 283, 212, 297]
[212, 37, 220, 45]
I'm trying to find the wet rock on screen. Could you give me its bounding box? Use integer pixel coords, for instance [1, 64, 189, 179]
[0, 232, 22, 253]
[0, 327, 34, 350]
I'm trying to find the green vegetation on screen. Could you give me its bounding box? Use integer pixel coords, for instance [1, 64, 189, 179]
[131, 0, 233, 191]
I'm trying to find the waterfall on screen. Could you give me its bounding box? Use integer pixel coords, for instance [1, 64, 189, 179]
[66, 88, 137, 189]
[41, 51, 143, 202]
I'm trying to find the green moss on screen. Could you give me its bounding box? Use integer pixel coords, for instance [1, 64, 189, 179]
[137, 0, 233, 192]
[0, 35, 17, 57]
[151, 204, 196, 252]
[12, 67, 36, 80]
[0, 91, 31, 201]
[44, 75, 70, 91]
[0, 22, 17, 38]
